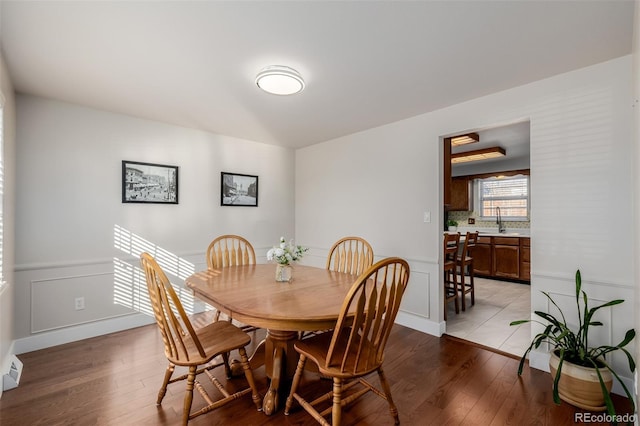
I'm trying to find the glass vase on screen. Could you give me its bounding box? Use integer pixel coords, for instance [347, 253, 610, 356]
[275, 264, 292, 282]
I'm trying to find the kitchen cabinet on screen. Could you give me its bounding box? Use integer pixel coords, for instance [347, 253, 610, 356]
[473, 236, 492, 276]
[473, 235, 530, 283]
[449, 177, 471, 211]
[493, 237, 520, 279]
[520, 237, 530, 281]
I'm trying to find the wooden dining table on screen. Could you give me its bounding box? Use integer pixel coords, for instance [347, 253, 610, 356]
[185, 263, 358, 415]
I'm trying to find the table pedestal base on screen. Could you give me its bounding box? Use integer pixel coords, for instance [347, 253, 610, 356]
[230, 329, 300, 415]
[263, 330, 299, 415]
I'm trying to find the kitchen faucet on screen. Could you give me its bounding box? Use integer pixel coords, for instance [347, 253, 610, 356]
[496, 206, 506, 233]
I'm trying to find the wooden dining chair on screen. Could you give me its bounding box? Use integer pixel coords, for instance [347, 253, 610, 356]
[206, 235, 256, 322]
[206, 236, 256, 323]
[140, 252, 262, 425]
[300, 236, 375, 340]
[443, 232, 460, 321]
[206, 234, 256, 270]
[285, 257, 410, 426]
[206, 234, 259, 374]
[456, 231, 478, 311]
[325, 236, 374, 275]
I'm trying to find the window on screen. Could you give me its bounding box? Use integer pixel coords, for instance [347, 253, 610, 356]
[478, 175, 529, 220]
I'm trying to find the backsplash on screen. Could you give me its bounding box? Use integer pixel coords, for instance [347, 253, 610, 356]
[447, 211, 530, 230]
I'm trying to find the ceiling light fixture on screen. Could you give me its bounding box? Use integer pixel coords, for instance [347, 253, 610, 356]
[451, 132, 479, 146]
[451, 147, 506, 164]
[255, 65, 305, 95]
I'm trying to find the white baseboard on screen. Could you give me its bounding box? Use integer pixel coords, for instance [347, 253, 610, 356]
[12, 313, 155, 355]
[528, 348, 551, 372]
[395, 310, 442, 337]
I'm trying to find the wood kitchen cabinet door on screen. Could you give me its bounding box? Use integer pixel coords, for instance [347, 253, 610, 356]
[473, 237, 492, 276]
[493, 239, 520, 279]
[450, 177, 470, 211]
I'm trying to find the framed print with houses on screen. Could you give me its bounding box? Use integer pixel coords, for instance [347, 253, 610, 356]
[122, 160, 178, 204]
[221, 172, 258, 207]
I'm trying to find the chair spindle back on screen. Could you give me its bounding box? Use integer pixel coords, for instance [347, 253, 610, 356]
[326, 257, 410, 374]
[207, 235, 256, 269]
[326, 236, 374, 276]
[140, 252, 205, 363]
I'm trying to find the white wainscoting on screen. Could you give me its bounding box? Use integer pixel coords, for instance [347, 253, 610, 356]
[14, 247, 441, 354]
[30, 271, 133, 333]
[14, 251, 208, 354]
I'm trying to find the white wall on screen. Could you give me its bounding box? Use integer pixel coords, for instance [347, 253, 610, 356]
[296, 56, 635, 387]
[0, 49, 17, 398]
[13, 95, 296, 353]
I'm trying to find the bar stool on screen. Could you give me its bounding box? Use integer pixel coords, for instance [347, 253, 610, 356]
[443, 232, 460, 320]
[456, 231, 478, 311]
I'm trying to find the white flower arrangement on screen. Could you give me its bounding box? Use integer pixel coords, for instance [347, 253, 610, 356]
[266, 236, 308, 265]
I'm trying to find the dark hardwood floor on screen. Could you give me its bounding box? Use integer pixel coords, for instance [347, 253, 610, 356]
[0, 313, 632, 425]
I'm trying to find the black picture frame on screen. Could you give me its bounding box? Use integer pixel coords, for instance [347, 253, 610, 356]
[122, 160, 179, 204]
[221, 172, 258, 207]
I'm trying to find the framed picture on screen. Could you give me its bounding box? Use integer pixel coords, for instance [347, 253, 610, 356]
[122, 160, 179, 204]
[221, 172, 258, 207]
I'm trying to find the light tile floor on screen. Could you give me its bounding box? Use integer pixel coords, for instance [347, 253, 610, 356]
[445, 276, 531, 357]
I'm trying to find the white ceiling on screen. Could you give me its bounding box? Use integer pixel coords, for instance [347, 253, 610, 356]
[0, 1, 634, 149]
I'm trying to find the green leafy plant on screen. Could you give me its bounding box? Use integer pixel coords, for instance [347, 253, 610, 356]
[510, 270, 635, 417]
[447, 219, 458, 227]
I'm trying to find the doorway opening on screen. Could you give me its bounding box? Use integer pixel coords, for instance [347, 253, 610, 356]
[442, 121, 531, 357]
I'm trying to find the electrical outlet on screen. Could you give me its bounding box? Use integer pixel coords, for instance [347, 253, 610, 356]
[75, 297, 85, 311]
[468, 218, 475, 224]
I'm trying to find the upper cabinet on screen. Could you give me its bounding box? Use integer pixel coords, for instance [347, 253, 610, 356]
[444, 121, 530, 212]
[449, 177, 471, 211]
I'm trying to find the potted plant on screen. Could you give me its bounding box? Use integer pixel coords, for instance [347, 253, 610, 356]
[447, 219, 458, 232]
[510, 270, 635, 417]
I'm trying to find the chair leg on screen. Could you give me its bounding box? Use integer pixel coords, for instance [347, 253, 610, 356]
[460, 263, 467, 311]
[238, 347, 263, 411]
[183, 366, 197, 426]
[452, 270, 459, 314]
[332, 377, 343, 426]
[444, 268, 459, 320]
[443, 270, 449, 321]
[157, 363, 175, 405]
[221, 352, 232, 378]
[377, 366, 400, 425]
[285, 354, 307, 415]
[469, 261, 475, 306]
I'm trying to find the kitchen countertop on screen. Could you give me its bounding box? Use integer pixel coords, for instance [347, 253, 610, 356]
[450, 227, 530, 238]
[477, 232, 528, 237]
